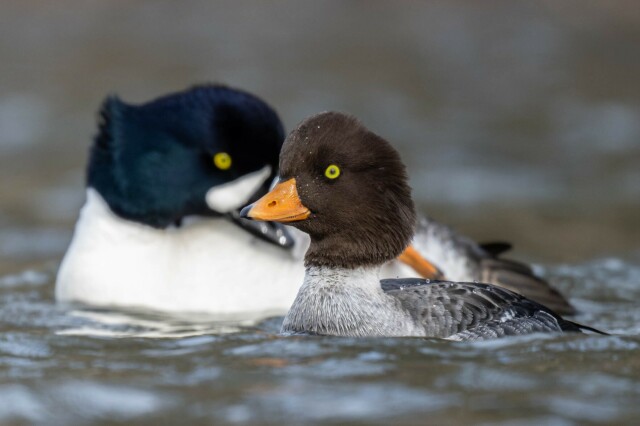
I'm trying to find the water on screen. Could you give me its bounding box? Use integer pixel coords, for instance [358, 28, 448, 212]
[1, 259, 639, 424]
[1, 2, 639, 424]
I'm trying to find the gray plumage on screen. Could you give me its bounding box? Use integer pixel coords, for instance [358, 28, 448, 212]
[281, 267, 590, 340]
[381, 278, 583, 340]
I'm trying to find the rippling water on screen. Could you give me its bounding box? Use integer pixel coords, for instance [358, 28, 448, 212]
[0, 258, 638, 424]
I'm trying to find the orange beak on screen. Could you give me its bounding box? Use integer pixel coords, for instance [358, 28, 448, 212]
[398, 245, 444, 280]
[240, 178, 311, 223]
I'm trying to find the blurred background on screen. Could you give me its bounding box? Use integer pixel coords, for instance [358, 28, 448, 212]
[1, 0, 639, 273]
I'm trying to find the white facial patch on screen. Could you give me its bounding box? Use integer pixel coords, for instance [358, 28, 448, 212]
[206, 165, 271, 213]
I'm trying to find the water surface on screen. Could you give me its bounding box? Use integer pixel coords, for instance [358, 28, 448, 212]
[1, 258, 639, 424]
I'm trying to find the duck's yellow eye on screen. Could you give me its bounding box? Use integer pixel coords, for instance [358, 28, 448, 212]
[324, 164, 341, 179]
[213, 152, 232, 170]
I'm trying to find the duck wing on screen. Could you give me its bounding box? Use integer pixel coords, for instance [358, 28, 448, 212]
[478, 255, 575, 316]
[381, 279, 594, 340]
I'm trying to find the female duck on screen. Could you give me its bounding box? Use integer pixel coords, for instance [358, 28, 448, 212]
[241, 112, 600, 340]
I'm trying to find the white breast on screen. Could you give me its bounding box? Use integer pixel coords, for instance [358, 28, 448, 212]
[55, 189, 307, 317]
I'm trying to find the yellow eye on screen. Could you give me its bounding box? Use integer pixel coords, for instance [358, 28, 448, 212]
[213, 152, 232, 170]
[324, 164, 341, 179]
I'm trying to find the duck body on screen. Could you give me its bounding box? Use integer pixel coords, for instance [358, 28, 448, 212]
[56, 189, 305, 315]
[242, 111, 601, 340]
[281, 265, 580, 340]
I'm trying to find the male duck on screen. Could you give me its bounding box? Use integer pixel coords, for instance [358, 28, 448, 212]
[241, 112, 599, 339]
[56, 85, 306, 315]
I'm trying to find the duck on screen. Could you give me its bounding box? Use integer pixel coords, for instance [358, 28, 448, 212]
[240, 112, 601, 339]
[56, 85, 306, 316]
[55, 85, 436, 316]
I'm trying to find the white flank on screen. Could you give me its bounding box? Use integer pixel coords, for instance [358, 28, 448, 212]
[56, 188, 306, 316]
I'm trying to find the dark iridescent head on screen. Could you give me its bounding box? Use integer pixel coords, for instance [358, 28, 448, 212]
[241, 112, 416, 269]
[87, 84, 284, 228]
